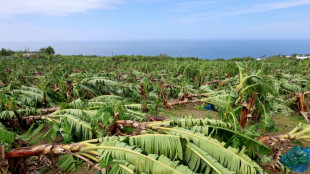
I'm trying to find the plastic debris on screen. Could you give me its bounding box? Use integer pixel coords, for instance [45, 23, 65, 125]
[281, 146, 310, 173]
[204, 104, 214, 111]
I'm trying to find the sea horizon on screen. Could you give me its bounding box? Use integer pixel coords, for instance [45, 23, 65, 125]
[1, 39, 309, 59]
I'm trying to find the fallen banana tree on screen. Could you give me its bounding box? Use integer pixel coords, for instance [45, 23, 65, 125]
[3, 117, 270, 174]
[178, 93, 207, 101]
[258, 122, 310, 172]
[294, 91, 310, 122]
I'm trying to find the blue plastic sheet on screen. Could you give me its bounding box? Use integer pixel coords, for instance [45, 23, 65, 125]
[204, 104, 214, 111]
[281, 146, 310, 173]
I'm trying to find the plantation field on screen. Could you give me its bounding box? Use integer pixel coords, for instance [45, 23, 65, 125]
[0, 54, 310, 174]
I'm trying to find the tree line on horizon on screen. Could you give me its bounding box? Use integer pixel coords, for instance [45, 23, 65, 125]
[1, 46, 309, 61]
[0, 46, 55, 56]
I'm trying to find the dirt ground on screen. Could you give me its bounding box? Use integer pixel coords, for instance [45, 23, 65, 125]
[158, 102, 219, 119]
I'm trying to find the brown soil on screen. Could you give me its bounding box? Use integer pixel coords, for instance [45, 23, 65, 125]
[158, 101, 219, 119]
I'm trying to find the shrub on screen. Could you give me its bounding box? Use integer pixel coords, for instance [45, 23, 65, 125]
[39, 46, 55, 55]
[0, 48, 15, 56]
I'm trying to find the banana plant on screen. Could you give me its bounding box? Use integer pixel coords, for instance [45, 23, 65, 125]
[5, 117, 269, 174]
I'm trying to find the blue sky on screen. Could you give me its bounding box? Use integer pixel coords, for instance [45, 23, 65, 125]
[1, 0, 310, 41]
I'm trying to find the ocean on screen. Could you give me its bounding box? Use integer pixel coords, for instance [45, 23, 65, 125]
[1, 39, 309, 59]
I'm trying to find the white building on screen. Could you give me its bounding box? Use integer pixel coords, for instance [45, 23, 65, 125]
[296, 55, 310, 60]
[22, 53, 38, 58]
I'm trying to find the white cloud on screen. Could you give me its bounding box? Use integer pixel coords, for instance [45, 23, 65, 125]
[226, 0, 310, 16]
[173, 0, 310, 23]
[0, 0, 124, 17]
[255, 0, 310, 11]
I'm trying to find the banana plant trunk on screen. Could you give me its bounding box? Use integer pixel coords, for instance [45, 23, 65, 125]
[239, 92, 257, 128]
[139, 83, 148, 113]
[6, 144, 67, 158]
[0, 145, 10, 174]
[295, 91, 310, 122]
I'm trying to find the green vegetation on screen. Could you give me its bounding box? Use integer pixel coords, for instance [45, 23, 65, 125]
[0, 53, 310, 173]
[39, 46, 55, 55]
[0, 48, 15, 56]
